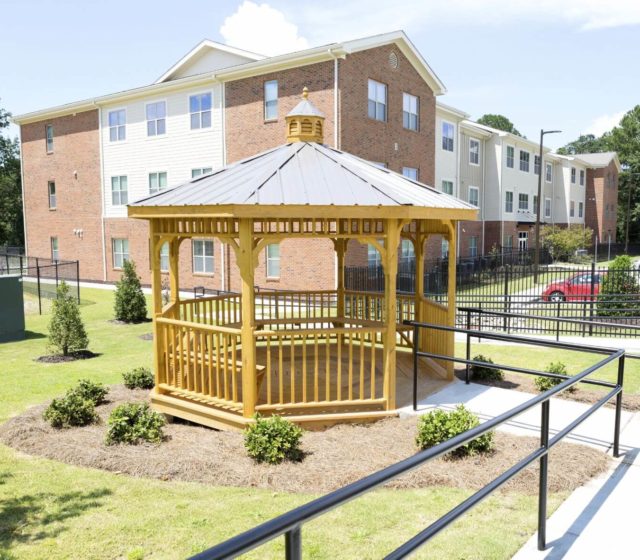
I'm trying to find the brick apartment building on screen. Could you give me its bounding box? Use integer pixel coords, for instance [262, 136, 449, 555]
[15, 30, 618, 291]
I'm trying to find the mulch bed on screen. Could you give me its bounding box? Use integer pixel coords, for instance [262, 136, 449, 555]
[35, 350, 100, 363]
[457, 369, 640, 412]
[0, 385, 610, 496]
[108, 318, 152, 325]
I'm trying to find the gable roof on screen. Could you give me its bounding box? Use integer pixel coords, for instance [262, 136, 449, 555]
[572, 152, 621, 171]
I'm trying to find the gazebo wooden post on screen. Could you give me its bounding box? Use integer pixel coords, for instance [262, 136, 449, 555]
[445, 221, 457, 379]
[149, 219, 164, 387]
[335, 238, 346, 318]
[414, 226, 425, 323]
[238, 219, 258, 418]
[383, 219, 401, 410]
[169, 236, 181, 318]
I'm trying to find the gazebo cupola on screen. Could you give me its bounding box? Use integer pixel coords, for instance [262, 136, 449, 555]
[286, 86, 325, 143]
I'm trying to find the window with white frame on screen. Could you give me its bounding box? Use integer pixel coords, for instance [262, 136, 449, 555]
[571, 167, 576, 184]
[468, 186, 479, 207]
[519, 150, 530, 172]
[264, 80, 278, 120]
[570, 200, 575, 217]
[519, 193, 529, 211]
[367, 79, 387, 121]
[400, 239, 415, 266]
[46, 124, 54, 153]
[149, 172, 168, 194]
[192, 240, 214, 274]
[534, 155, 541, 175]
[533, 195, 538, 215]
[506, 146, 514, 168]
[504, 235, 513, 252]
[505, 191, 513, 213]
[160, 242, 169, 272]
[190, 93, 212, 129]
[441, 180, 454, 195]
[266, 243, 280, 278]
[442, 122, 454, 151]
[518, 231, 528, 251]
[402, 92, 418, 131]
[112, 238, 129, 269]
[371, 161, 387, 169]
[578, 201, 584, 218]
[48, 181, 56, 209]
[469, 138, 480, 165]
[111, 176, 128, 205]
[441, 238, 449, 258]
[368, 244, 381, 267]
[108, 109, 126, 142]
[545, 197, 551, 219]
[469, 236, 478, 257]
[191, 167, 213, 178]
[146, 101, 166, 136]
[402, 167, 418, 180]
[545, 162, 552, 183]
[51, 237, 59, 261]
[579, 169, 585, 186]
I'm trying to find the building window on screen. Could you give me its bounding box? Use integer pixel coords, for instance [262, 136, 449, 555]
[506, 146, 514, 168]
[571, 167, 576, 184]
[108, 109, 126, 142]
[545, 197, 551, 219]
[146, 101, 166, 136]
[505, 191, 513, 213]
[266, 243, 280, 278]
[149, 172, 168, 194]
[469, 236, 478, 257]
[441, 180, 454, 195]
[48, 181, 56, 209]
[534, 155, 541, 175]
[264, 80, 278, 121]
[402, 92, 419, 131]
[402, 167, 418, 181]
[469, 138, 480, 165]
[442, 122, 454, 151]
[570, 200, 575, 218]
[368, 244, 381, 267]
[400, 239, 415, 266]
[468, 186, 479, 207]
[111, 176, 128, 206]
[441, 239, 449, 258]
[192, 240, 214, 274]
[518, 231, 528, 251]
[578, 201, 584, 218]
[192, 167, 213, 178]
[579, 169, 585, 186]
[51, 237, 59, 262]
[545, 163, 552, 183]
[503, 235, 513, 252]
[112, 238, 129, 269]
[46, 124, 54, 153]
[367, 79, 387, 121]
[533, 195, 538, 215]
[190, 93, 212, 129]
[519, 150, 530, 172]
[519, 193, 529, 211]
[160, 242, 169, 272]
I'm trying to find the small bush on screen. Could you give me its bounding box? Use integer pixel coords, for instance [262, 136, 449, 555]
[534, 362, 575, 393]
[114, 260, 147, 323]
[105, 403, 165, 445]
[244, 414, 304, 464]
[471, 354, 504, 381]
[73, 379, 109, 405]
[43, 392, 98, 428]
[48, 281, 89, 356]
[123, 367, 155, 390]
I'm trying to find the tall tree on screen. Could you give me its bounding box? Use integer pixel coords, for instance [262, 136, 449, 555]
[476, 114, 522, 136]
[0, 103, 23, 248]
[556, 133, 610, 155]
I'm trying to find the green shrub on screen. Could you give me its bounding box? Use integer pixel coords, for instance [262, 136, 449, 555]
[48, 281, 89, 356]
[244, 414, 304, 464]
[73, 379, 109, 405]
[471, 354, 504, 381]
[416, 405, 493, 458]
[122, 367, 155, 390]
[598, 255, 640, 317]
[43, 392, 98, 428]
[534, 362, 575, 393]
[105, 403, 165, 445]
[542, 224, 593, 262]
[114, 260, 148, 323]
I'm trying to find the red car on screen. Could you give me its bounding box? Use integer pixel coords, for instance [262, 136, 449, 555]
[542, 272, 603, 302]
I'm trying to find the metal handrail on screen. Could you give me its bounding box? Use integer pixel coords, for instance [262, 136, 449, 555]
[190, 322, 625, 560]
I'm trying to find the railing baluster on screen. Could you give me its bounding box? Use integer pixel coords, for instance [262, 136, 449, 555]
[285, 526, 302, 560]
[538, 400, 550, 551]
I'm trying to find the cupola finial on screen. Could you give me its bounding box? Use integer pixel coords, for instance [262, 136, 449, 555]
[285, 87, 325, 143]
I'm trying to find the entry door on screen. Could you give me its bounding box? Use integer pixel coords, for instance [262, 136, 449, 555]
[518, 232, 528, 251]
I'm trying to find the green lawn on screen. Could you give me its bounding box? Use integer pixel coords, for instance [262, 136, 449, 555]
[0, 287, 579, 559]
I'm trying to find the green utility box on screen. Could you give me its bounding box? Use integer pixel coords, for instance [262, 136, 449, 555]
[0, 275, 25, 342]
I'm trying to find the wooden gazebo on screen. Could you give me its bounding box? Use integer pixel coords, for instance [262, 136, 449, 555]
[128, 90, 477, 430]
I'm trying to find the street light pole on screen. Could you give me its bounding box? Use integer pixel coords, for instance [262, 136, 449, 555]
[534, 129, 562, 284]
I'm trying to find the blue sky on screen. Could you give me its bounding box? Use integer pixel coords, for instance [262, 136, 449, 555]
[2, 0, 639, 149]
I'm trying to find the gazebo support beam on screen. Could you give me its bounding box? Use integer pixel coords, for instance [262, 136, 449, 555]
[169, 237, 181, 307]
[150, 220, 164, 388]
[334, 238, 347, 318]
[383, 219, 401, 410]
[445, 220, 457, 379]
[414, 228, 426, 323]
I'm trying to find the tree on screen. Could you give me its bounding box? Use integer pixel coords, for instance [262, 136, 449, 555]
[557, 133, 610, 156]
[114, 260, 148, 322]
[541, 225, 593, 262]
[48, 281, 89, 356]
[598, 255, 640, 316]
[476, 114, 522, 137]
[0, 102, 23, 248]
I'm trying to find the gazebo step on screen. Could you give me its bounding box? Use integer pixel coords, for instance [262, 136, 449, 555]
[157, 384, 244, 413]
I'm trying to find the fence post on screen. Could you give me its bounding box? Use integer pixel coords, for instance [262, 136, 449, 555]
[285, 526, 302, 560]
[588, 261, 596, 336]
[465, 309, 471, 384]
[36, 258, 42, 315]
[614, 354, 625, 458]
[55, 261, 59, 288]
[76, 261, 81, 303]
[413, 324, 419, 410]
[556, 300, 561, 342]
[19, 255, 23, 275]
[537, 400, 551, 551]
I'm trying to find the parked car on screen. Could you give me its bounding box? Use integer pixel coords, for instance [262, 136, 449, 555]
[542, 272, 603, 302]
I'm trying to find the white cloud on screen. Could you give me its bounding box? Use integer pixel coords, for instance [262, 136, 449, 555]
[220, 1, 308, 56]
[584, 111, 625, 135]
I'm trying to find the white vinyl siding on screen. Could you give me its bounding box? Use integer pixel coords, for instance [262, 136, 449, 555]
[519, 150, 530, 172]
[570, 200, 575, 217]
[146, 101, 166, 136]
[264, 80, 278, 121]
[506, 146, 514, 168]
[48, 181, 56, 209]
[149, 172, 168, 194]
[111, 176, 128, 205]
[469, 138, 480, 165]
[108, 109, 126, 142]
[505, 191, 513, 213]
[441, 180, 454, 195]
[442, 122, 454, 152]
[190, 92, 212, 129]
[112, 239, 129, 269]
[402, 93, 419, 131]
[192, 240, 214, 274]
[266, 243, 280, 278]
[468, 186, 479, 207]
[368, 79, 387, 121]
[402, 167, 418, 181]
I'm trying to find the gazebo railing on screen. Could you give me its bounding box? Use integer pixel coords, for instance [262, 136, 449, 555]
[255, 290, 338, 321]
[178, 293, 242, 327]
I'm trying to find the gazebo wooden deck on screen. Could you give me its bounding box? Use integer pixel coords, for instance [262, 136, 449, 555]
[128, 90, 477, 430]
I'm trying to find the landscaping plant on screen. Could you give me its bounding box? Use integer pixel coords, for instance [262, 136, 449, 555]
[106, 402, 165, 445]
[123, 367, 155, 390]
[48, 280, 89, 356]
[541, 225, 593, 263]
[471, 354, 504, 381]
[114, 260, 148, 323]
[598, 255, 640, 317]
[43, 392, 98, 428]
[534, 362, 575, 393]
[244, 414, 304, 464]
[74, 378, 109, 405]
[416, 404, 493, 458]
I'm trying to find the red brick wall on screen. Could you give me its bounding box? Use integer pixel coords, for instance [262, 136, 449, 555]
[586, 162, 618, 242]
[21, 110, 103, 278]
[458, 221, 483, 257]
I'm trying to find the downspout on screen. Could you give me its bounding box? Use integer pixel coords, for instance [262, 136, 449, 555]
[552, 163, 556, 226]
[456, 124, 462, 258]
[499, 138, 504, 258]
[220, 77, 227, 292]
[18, 126, 27, 256]
[329, 49, 341, 290]
[481, 136, 486, 254]
[95, 102, 108, 282]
